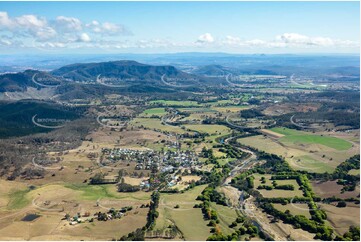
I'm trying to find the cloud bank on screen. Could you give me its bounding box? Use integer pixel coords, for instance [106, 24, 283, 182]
[0, 11, 358, 52]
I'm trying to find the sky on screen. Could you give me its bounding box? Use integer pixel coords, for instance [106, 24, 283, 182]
[0, 1, 359, 54]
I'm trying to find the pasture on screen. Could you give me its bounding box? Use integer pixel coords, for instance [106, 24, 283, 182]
[156, 185, 210, 240]
[319, 203, 360, 235]
[140, 108, 167, 117]
[270, 127, 352, 150]
[273, 203, 311, 219]
[238, 133, 358, 173]
[210, 203, 239, 235]
[130, 117, 186, 134]
[0, 181, 150, 241]
[311, 180, 360, 199]
[252, 174, 304, 198]
[149, 100, 200, 107]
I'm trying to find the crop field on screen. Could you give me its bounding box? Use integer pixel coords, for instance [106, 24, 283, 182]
[238, 132, 358, 173]
[156, 185, 210, 240]
[149, 100, 200, 107]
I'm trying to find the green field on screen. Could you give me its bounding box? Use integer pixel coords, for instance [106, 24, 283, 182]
[64, 183, 150, 201]
[253, 174, 304, 198]
[178, 107, 217, 113]
[273, 203, 311, 219]
[149, 100, 200, 107]
[131, 117, 186, 134]
[184, 124, 231, 143]
[238, 135, 356, 173]
[140, 108, 167, 116]
[270, 127, 352, 151]
[156, 185, 210, 240]
[7, 188, 30, 210]
[210, 203, 239, 235]
[348, 169, 360, 176]
[212, 105, 250, 113]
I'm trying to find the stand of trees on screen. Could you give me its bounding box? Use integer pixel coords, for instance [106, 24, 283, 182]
[145, 192, 160, 230]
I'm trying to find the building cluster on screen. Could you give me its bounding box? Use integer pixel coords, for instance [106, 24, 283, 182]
[101, 148, 199, 172]
[66, 207, 133, 225]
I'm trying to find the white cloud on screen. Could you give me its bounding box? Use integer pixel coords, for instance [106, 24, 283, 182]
[55, 16, 82, 31]
[0, 12, 358, 52]
[78, 33, 91, 42]
[86, 21, 128, 35]
[196, 33, 214, 44]
[0, 12, 13, 28]
[0, 11, 130, 49]
[219, 33, 358, 49]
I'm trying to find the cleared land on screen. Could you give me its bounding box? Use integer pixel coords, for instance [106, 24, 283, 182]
[210, 203, 239, 235]
[253, 174, 304, 198]
[130, 117, 186, 134]
[273, 203, 311, 219]
[149, 100, 200, 107]
[156, 185, 210, 240]
[319, 203, 360, 235]
[270, 127, 352, 150]
[311, 181, 360, 199]
[0, 180, 151, 240]
[238, 129, 358, 173]
[140, 108, 167, 117]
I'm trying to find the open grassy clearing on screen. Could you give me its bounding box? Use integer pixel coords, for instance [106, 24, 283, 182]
[319, 203, 360, 235]
[184, 124, 231, 143]
[348, 169, 360, 175]
[0, 180, 151, 240]
[212, 105, 250, 113]
[252, 174, 304, 198]
[6, 188, 31, 210]
[273, 203, 311, 219]
[210, 203, 239, 235]
[130, 117, 186, 134]
[208, 100, 238, 106]
[178, 107, 217, 113]
[156, 185, 210, 240]
[270, 127, 352, 150]
[140, 108, 167, 117]
[311, 181, 360, 199]
[149, 100, 200, 107]
[238, 134, 358, 173]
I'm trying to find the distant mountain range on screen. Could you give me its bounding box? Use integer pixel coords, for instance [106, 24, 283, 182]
[0, 58, 359, 99]
[51, 60, 191, 82]
[0, 60, 204, 95]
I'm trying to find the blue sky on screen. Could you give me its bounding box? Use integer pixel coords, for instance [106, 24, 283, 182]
[0, 1, 359, 54]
